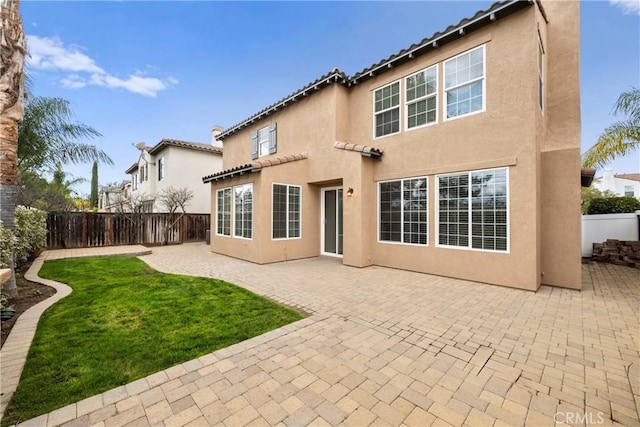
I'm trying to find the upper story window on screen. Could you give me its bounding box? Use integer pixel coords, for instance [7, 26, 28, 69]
[158, 157, 165, 181]
[374, 81, 400, 138]
[139, 165, 145, 182]
[624, 185, 635, 197]
[406, 65, 438, 130]
[132, 173, 138, 191]
[444, 45, 485, 120]
[251, 123, 277, 159]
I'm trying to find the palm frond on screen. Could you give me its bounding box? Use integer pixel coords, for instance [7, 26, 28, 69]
[614, 87, 640, 123]
[581, 120, 640, 168]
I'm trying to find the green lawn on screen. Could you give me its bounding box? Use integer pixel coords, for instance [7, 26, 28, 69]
[3, 256, 304, 425]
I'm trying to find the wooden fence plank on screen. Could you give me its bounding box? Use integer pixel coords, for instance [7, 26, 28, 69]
[45, 212, 210, 249]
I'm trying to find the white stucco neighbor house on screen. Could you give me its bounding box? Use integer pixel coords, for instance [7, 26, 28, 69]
[99, 180, 132, 212]
[592, 169, 640, 198]
[125, 127, 224, 213]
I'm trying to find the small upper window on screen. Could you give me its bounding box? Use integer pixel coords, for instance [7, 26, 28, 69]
[406, 65, 438, 129]
[444, 45, 485, 119]
[624, 186, 634, 197]
[251, 123, 277, 159]
[158, 157, 165, 181]
[374, 81, 400, 138]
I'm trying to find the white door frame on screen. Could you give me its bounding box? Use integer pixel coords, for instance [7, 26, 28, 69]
[321, 186, 343, 258]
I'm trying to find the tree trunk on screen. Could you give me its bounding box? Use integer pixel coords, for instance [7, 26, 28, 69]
[1, 0, 27, 299]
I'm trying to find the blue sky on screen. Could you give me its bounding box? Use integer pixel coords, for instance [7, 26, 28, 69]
[21, 0, 640, 196]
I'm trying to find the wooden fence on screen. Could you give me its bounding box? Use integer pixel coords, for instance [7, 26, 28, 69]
[46, 212, 210, 249]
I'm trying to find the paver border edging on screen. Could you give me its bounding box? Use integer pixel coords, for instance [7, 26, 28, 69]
[0, 258, 72, 419]
[0, 249, 152, 421]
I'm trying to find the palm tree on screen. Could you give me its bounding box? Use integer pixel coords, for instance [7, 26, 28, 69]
[18, 96, 113, 174]
[0, 0, 26, 298]
[582, 87, 640, 169]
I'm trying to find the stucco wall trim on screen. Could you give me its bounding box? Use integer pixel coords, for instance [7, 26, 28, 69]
[373, 156, 517, 182]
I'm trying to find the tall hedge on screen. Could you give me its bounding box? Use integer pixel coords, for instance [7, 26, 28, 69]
[587, 197, 640, 215]
[0, 206, 47, 268]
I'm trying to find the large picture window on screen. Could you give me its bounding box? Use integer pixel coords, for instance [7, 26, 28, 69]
[374, 81, 400, 138]
[272, 184, 301, 239]
[379, 177, 428, 245]
[444, 45, 485, 119]
[406, 66, 437, 129]
[437, 168, 508, 252]
[216, 188, 231, 236]
[234, 184, 253, 239]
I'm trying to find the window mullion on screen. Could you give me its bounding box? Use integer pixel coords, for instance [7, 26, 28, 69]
[400, 181, 405, 244]
[285, 186, 290, 238]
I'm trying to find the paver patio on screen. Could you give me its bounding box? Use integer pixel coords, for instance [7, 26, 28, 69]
[7, 242, 640, 426]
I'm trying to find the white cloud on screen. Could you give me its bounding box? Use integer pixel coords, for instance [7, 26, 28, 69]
[610, 0, 640, 15]
[60, 74, 86, 89]
[27, 35, 175, 97]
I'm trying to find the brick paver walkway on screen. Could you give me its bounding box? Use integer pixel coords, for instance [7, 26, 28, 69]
[9, 243, 640, 426]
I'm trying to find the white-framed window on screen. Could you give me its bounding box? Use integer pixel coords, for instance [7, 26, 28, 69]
[406, 65, 438, 130]
[234, 184, 253, 239]
[437, 167, 508, 252]
[251, 123, 277, 159]
[444, 45, 485, 120]
[624, 185, 635, 197]
[272, 184, 301, 239]
[374, 80, 401, 138]
[132, 173, 138, 191]
[379, 177, 428, 245]
[538, 35, 544, 112]
[139, 165, 145, 182]
[216, 188, 232, 236]
[158, 157, 165, 181]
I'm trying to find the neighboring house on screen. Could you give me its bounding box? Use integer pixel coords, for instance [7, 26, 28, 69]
[203, 0, 581, 291]
[99, 181, 132, 212]
[126, 131, 223, 213]
[592, 169, 640, 198]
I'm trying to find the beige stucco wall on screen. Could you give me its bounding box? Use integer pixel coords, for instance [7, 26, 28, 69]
[539, 0, 582, 289]
[209, 3, 581, 291]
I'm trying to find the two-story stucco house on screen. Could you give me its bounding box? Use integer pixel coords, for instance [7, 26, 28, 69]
[203, 0, 581, 291]
[592, 169, 640, 198]
[99, 180, 132, 212]
[127, 132, 223, 213]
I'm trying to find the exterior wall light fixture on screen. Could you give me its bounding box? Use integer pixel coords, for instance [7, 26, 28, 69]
[346, 187, 354, 198]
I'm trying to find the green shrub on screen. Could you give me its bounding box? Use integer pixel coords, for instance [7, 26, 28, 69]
[587, 197, 640, 214]
[0, 206, 47, 268]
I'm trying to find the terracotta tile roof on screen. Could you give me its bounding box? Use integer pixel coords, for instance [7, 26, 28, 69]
[202, 153, 308, 183]
[334, 141, 383, 159]
[148, 139, 223, 155]
[350, 0, 535, 83]
[218, 69, 348, 140]
[217, 0, 536, 140]
[614, 173, 640, 182]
